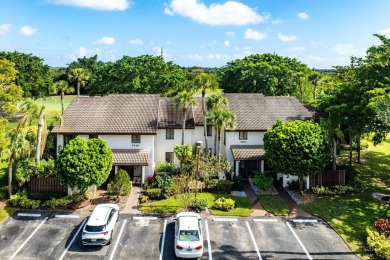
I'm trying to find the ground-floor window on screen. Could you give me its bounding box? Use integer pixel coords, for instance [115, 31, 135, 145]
[165, 152, 174, 163]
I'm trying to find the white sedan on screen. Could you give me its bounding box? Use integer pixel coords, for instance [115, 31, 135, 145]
[174, 212, 204, 258]
[82, 203, 119, 246]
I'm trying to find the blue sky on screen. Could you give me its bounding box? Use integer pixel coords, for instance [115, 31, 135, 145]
[1, 0, 390, 69]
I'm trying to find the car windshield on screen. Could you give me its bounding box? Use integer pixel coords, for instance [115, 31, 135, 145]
[179, 230, 199, 241]
[85, 225, 105, 232]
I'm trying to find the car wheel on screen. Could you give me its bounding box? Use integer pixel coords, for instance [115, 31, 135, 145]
[108, 232, 113, 245]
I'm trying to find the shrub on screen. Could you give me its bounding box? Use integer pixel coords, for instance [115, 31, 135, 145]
[145, 188, 162, 200]
[213, 197, 235, 211]
[206, 179, 233, 192]
[374, 219, 390, 237]
[367, 228, 390, 259]
[172, 174, 187, 194]
[140, 195, 149, 203]
[253, 172, 273, 189]
[191, 199, 208, 212]
[10, 194, 40, 209]
[156, 174, 174, 198]
[84, 190, 93, 199]
[108, 169, 132, 196]
[232, 175, 244, 191]
[43, 194, 85, 208]
[155, 162, 177, 173]
[312, 185, 356, 195]
[29, 192, 63, 201]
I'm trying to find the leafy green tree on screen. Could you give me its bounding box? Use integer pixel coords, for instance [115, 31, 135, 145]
[217, 53, 310, 96]
[91, 55, 187, 96]
[174, 91, 196, 145]
[0, 118, 9, 156]
[68, 68, 91, 96]
[0, 58, 23, 117]
[264, 120, 331, 190]
[206, 108, 236, 155]
[0, 51, 53, 97]
[56, 137, 113, 192]
[194, 72, 219, 149]
[174, 144, 193, 170]
[53, 80, 74, 114]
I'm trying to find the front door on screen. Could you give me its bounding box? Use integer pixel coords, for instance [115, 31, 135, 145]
[246, 160, 259, 178]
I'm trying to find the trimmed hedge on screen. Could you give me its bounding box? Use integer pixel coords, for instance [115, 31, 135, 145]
[108, 169, 132, 196]
[206, 179, 233, 192]
[145, 188, 162, 200]
[213, 197, 235, 211]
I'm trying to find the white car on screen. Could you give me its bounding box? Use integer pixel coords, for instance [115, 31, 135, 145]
[174, 212, 204, 258]
[82, 203, 119, 246]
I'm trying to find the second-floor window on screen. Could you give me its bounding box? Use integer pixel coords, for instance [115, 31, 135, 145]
[132, 135, 141, 143]
[166, 129, 174, 139]
[239, 131, 248, 140]
[207, 125, 212, 136]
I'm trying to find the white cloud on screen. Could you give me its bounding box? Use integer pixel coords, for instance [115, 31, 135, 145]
[291, 46, 306, 52]
[47, 0, 131, 11]
[278, 33, 297, 42]
[244, 29, 266, 41]
[19, 25, 37, 36]
[332, 43, 362, 56]
[224, 40, 230, 47]
[298, 12, 309, 20]
[76, 46, 89, 57]
[92, 36, 115, 45]
[226, 31, 235, 37]
[378, 27, 390, 37]
[165, 0, 266, 26]
[0, 24, 11, 35]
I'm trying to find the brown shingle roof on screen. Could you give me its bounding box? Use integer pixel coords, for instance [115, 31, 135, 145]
[224, 94, 312, 131]
[52, 94, 160, 134]
[157, 97, 195, 129]
[112, 149, 149, 165]
[231, 145, 265, 160]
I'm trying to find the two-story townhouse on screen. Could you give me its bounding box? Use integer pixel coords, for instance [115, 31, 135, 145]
[52, 93, 313, 188]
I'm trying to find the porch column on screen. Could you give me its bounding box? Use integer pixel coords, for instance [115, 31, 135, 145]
[141, 166, 145, 186]
[235, 160, 240, 176]
[260, 160, 264, 173]
[115, 165, 119, 174]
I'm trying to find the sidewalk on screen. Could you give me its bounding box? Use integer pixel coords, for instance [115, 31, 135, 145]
[121, 185, 143, 214]
[243, 181, 272, 217]
[273, 182, 312, 218]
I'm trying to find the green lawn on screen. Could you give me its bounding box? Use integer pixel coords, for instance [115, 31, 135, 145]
[302, 134, 390, 259]
[258, 195, 290, 216]
[139, 192, 253, 217]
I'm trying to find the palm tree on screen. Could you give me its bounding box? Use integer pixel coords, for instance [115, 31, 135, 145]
[194, 73, 219, 149]
[68, 68, 90, 96]
[53, 80, 74, 114]
[206, 108, 236, 155]
[4, 123, 32, 197]
[19, 100, 62, 163]
[206, 94, 228, 154]
[308, 71, 323, 101]
[174, 91, 196, 145]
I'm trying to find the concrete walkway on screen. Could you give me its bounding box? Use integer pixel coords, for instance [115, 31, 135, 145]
[274, 182, 312, 218]
[121, 185, 143, 214]
[243, 181, 272, 217]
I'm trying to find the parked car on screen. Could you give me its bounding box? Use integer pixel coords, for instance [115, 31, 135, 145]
[82, 203, 119, 246]
[174, 212, 204, 258]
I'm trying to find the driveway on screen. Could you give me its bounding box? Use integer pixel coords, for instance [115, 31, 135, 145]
[0, 211, 358, 260]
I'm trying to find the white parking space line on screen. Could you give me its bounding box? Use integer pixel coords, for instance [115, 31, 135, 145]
[133, 216, 158, 220]
[246, 221, 262, 260]
[286, 221, 312, 260]
[10, 217, 48, 260]
[293, 219, 318, 223]
[253, 218, 278, 222]
[159, 219, 167, 260]
[109, 219, 127, 260]
[59, 218, 87, 260]
[17, 213, 41, 217]
[55, 215, 79, 219]
[212, 217, 237, 222]
[205, 220, 212, 260]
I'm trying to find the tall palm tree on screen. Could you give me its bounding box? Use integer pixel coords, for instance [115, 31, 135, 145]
[194, 73, 219, 149]
[206, 94, 228, 154]
[308, 71, 323, 102]
[174, 91, 196, 145]
[53, 80, 74, 114]
[19, 100, 62, 163]
[206, 108, 236, 155]
[68, 68, 90, 96]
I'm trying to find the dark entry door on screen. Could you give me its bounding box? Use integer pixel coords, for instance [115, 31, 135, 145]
[246, 160, 259, 177]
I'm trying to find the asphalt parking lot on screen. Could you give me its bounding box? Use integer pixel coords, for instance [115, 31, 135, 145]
[0, 210, 359, 260]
